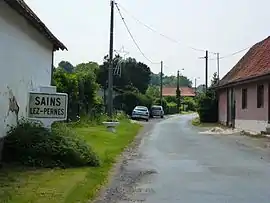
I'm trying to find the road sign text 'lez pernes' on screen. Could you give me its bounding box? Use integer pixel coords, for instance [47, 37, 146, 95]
[28, 93, 67, 119]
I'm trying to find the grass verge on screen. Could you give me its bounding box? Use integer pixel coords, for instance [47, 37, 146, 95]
[0, 120, 141, 203]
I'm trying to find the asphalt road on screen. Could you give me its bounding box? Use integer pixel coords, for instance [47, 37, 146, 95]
[97, 114, 270, 203]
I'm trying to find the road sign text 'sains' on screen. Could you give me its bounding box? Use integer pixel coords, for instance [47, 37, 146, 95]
[28, 92, 68, 119]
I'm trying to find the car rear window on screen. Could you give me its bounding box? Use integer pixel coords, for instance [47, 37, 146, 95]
[152, 107, 162, 111]
[135, 107, 147, 111]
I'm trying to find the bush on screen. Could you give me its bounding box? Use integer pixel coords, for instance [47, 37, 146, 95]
[166, 102, 178, 114]
[165, 96, 177, 103]
[114, 91, 153, 115]
[197, 90, 218, 122]
[153, 98, 168, 113]
[2, 119, 100, 168]
[182, 97, 196, 111]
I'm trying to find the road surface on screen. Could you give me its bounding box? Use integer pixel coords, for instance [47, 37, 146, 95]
[98, 114, 270, 203]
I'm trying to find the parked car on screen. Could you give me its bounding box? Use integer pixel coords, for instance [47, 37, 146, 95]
[150, 105, 164, 118]
[131, 106, 149, 121]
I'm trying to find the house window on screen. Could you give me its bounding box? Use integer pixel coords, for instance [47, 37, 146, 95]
[242, 88, 247, 109]
[257, 84, 264, 108]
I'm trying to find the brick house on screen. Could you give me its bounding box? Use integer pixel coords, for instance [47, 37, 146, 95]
[217, 36, 270, 133]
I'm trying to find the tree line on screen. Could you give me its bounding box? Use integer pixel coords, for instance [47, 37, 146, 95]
[52, 56, 196, 120]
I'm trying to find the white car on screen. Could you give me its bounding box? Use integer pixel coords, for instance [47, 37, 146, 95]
[150, 105, 164, 118]
[131, 106, 149, 121]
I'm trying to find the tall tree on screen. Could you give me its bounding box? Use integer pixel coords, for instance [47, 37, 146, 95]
[210, 72, 219, 87]
[150, 73, 192, 87]
[96, 56, 151, 94]
[58, 61, 74, 73]
[146, 85, 160, 99]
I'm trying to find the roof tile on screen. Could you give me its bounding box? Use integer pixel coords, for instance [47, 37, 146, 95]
[162, 87, 195, 97]
[219, 36, 270, 86]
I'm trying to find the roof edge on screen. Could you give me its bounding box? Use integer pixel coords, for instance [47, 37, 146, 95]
[216, 73, 270, 89]
[4, 0, 67, 51]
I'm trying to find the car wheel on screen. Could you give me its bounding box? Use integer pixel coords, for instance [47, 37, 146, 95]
[161, 115, 164, 118]
[145, 119, 149, 122]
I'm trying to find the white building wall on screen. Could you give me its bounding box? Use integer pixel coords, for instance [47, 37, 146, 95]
[0, 1, 53, 138]
[235, 120, 268, 134]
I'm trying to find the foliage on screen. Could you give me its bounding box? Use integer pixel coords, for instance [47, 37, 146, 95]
[53, 62, 100, 121]
[97, 56, 151, 94]
[145, 85, 160, 99]
[166, 102, 178, 114]
[114, 91, 152, 115]
[211, 72, 219, 87]
[53, 68, 79, 120]
[2, 119, 100, 168]
[191, 117, 201, 126]
[165, 96, 177, 103]
[122, 84, 140, 93]
[0, 121, 141, 203]
[196, 84, 206, 94]
[75, 61, 99, 74]
[58, 61, 74, 73]
[153, 98, 168, 114]
[150, 73, 192, 87]
[196, 73, 218, 122]
[182, 97, 196, 111]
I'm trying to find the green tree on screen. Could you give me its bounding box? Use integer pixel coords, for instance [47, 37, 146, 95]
[150, 73, 161, 86]
[53, 68, 79, 120]
[53, 61, 100, 120]
[197, 73, 218, 122]
[150, 73, 192, 87]
[146, 85, 160, 99]
[211, 72, 219, 87]
[96, 56, 151, 94]
[75, 61, 99, 74]
[58, 61, 74, 73]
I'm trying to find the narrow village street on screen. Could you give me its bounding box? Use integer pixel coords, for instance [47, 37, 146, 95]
[98, 114, 270, 203]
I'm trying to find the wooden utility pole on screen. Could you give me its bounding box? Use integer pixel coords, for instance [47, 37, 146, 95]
[176, 70, 180, 112]
[205, 50, 208, 90]
[160, 61, 163, 106]
[107, 0, 114, 119]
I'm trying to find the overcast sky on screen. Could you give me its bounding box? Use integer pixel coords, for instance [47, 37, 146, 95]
[24, 0, 270, 86]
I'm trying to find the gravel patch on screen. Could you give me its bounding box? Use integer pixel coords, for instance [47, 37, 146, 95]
[93, 120, 158, 203]
[199, 127, 240, 135]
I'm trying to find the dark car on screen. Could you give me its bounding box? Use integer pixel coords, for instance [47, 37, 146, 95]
[150, 105, 164, 118]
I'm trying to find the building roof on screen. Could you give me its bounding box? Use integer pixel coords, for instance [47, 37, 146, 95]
[162, 87, 195, 97]
[4, 0, 67, 51]
[218, 36, 270, 87]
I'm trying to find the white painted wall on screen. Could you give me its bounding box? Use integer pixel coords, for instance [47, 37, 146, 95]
[0, 1, 53, 138]
[235, 119, 268, 134]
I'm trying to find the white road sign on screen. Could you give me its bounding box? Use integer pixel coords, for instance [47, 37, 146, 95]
[28, 92, 68, 119]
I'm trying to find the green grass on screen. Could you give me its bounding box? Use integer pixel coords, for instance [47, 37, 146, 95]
[191, 117, 220, 127]
[0, 120, 141, 203]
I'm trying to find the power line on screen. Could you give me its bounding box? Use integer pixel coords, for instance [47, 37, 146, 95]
[116, 3, 254, 60]
[115, 2, 159, 65]
[219, 47, 250, 59]
[116, 3, 215, 54]
[209, 47, 250, 60]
